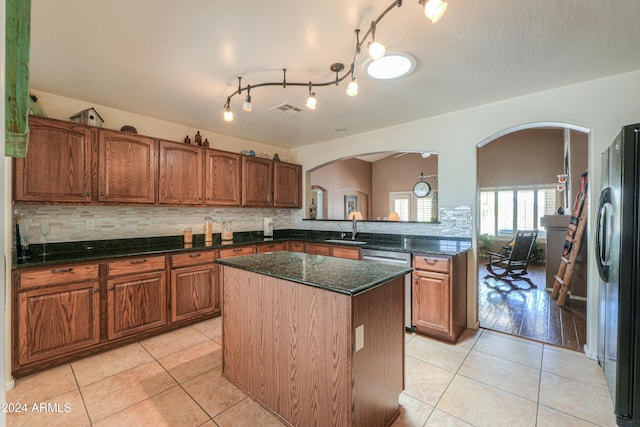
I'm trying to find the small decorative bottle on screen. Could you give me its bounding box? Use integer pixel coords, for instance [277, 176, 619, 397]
[194, 131, 202, 146]
[184, 135, 191, 145]
[222, 221, 233, 241]
[203, 138, 210, 148]
[309, 199, 317, 220]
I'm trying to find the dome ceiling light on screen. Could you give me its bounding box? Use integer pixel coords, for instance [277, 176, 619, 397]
[366, 52, 416, 80]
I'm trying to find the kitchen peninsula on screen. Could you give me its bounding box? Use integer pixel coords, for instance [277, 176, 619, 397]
[216, 251, 412, 427]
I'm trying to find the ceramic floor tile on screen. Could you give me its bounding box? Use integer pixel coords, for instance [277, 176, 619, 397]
[458, 350, 540, 401]
[542, 346, 608, 389]
[198, 421, 217, 426]
[425, 409, 474, 426]
[181, 366, 247, 418]
[71, 342, 154, 386]
[539, 371, 617, 427]
[213, 397, 285, 426]
[536, 404, 601, 427]
[159, 339, 222, 383]
[191, 316, 222, 340]
[405, 334, 471, 373]
[140, 326, 210, 359]
[404, 356, 455, 406]
[436, 375, 538, 426]
[93, 385, 210, 427]
[7, 364, 78, 404]
[6, 388, 89, 427]
[81, 360, 177, 422]
[472, 330, 543, 369]
[391, 392, 434, 427]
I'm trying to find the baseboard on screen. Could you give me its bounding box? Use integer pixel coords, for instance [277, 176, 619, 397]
[583, 344, 597, 360]
[5, 378, 14, 391]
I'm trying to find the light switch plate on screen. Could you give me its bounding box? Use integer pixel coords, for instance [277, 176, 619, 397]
[355, 324, 364, 352]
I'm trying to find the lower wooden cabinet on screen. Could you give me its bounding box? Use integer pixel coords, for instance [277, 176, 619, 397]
[304, 243, 332, 256]
[170, 250, 219, 322]
[331, 246, 361, 260]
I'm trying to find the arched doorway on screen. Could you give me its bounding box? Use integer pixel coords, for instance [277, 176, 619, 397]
[476, 124, 589, 351]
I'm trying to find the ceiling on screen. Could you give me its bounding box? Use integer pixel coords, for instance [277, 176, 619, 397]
[30, 0, 640, 149]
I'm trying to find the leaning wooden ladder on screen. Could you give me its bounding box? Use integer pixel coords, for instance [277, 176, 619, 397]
[551, 173, 588, 306]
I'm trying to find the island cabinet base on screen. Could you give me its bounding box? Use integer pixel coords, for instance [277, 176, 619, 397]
[221, 267, 405, 427]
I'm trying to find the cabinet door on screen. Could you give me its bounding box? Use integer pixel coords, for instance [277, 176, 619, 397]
[242, 156, 273, 207]
[14, 117, 92, 202]
[159, 141, 203, 205]
[18, 281, 100, 365]
[171, 265, 218, 322]
[412, 270, 451, 335]
[205, 150, 241, 206]
[98, 130, 157, 203]
[332, 246, 361, 260]
[107, 271, 167, 339]
[273, 162, 302, 208]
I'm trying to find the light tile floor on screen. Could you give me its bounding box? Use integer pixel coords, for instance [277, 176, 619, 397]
[7, 318, 617, 426]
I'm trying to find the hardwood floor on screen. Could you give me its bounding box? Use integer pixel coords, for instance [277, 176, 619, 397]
[477, 263, 587, 352]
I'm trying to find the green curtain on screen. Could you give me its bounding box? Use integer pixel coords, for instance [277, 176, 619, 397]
[5, 0, 31, 158]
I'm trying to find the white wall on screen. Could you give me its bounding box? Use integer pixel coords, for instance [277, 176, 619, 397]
[1, 0, 8, 413]
[294, 69, 640, 359]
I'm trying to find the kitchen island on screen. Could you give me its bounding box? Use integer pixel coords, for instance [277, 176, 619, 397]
[216, 251, 412, 427]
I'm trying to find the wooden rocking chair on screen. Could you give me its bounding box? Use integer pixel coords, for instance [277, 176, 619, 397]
[486, 230, 538, 277]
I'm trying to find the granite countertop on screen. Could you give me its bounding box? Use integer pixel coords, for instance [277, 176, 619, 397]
[12, 229, 471, 269]
[216, 251, 413, 296]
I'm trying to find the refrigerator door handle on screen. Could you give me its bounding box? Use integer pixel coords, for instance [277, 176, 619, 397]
[596, 187, 612, 282]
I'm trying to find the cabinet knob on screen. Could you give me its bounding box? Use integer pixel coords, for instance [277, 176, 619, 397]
[84, 192, 91, 196]
[100, 192, 106, 196]
[93, 287, 100, 293]
[108, 286, 114, 291]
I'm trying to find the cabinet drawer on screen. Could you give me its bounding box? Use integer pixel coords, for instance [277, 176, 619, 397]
[256, 242, 286, 253]
[305, 243, 331, 256]
[288, 241, 306, 252]
[107, 255, 166, 276]
[171, 250, 216, 268]
[413, 254, 450, 273]
[19, 264, 100, 289]
[218, 245, 255, 258]
[331, 246, 361, 260]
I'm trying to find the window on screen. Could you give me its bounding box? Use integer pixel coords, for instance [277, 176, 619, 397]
[480, 186, 556, 238]
[390, 191, 437, 222]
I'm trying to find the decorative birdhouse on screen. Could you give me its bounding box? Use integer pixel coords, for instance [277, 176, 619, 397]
[69, 107, 104, 127]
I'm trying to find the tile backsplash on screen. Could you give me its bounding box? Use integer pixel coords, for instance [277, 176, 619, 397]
[13, 205, 473, 244]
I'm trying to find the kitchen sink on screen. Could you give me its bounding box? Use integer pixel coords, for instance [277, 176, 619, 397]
[324, 239, 367, 245]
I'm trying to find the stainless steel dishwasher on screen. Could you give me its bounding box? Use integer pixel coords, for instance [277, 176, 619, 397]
[361, 248, 413, 331]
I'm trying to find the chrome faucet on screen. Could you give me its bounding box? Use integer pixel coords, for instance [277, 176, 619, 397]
[352, 216, 358, 240]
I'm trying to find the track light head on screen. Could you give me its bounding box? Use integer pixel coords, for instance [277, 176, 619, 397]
[419, 0, 448, 23]
[242, 85, 252, 112]
[223, 97, 234, 122]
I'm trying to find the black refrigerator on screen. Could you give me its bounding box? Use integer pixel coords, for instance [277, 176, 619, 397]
[597, 123, 640, 426]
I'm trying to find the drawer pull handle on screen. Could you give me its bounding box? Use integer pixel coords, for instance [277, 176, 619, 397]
[130, 259, 148, 264]
[233, 248, 242, 252]
[189, 253, 202, 258]
[423, 258, 438, 264]
[51, 268, 74, 273]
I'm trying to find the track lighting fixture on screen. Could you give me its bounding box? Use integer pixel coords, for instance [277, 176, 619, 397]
[222, 0, 447, 121]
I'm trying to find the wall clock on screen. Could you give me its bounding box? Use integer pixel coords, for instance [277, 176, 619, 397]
[413, 172, 431, 198]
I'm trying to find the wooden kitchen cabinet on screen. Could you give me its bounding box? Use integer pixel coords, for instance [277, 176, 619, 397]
[205, 149, 242, 206]
[98, 130, 157, 204]
[170, 251, 218, 322]
[273, 162, 302, 208]
[218, 245, 256, 258]
[106, 256, 167, 340]
[331, 245, 361, 260]
[412, 252, 467, 343]
[14, 263, 101, 367]
[241, 156, 273, 207]
[159, 140, 203, 205]
[256, 241, 286, 253]
[288, 241, 306, 252]
[304, 242, 332, 256]
[14, 116, 93, 203]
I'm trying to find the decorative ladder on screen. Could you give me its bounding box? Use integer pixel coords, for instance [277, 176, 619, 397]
[551, 172, 588, 306]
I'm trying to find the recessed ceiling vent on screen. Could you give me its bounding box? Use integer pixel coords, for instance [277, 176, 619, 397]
[269, 102, 304, 117]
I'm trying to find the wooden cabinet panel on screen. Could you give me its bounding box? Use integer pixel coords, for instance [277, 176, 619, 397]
[14, 117, 92, 202]
[98, 130, 157, 203]
[159, 141, 203, 205]
[412, 270, 450, 335]
[171, 264, 218, 322]
[331, 246, 361, 260]
[18, 281, 100, 365]
[273, 162, 302, 208]
[241, 156, 273, 207]
[107, 271, 167, 340]
[413, 254, 450, 273]
[256, 241, 286, 253]
[305, 243, 332, 256]
[205, 150, 242, 206]
[218, 245, 255, 258]
[107, 255, 166, 277]
[18, 263, 99, 290]
[288, 241, 306, 252]
[170, 250, 216, 268]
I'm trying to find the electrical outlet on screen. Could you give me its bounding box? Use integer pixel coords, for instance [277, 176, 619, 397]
[355, 324, 364, 352]
[85, 219, 95, 231]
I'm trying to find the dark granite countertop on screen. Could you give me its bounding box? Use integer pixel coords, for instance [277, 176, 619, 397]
[216, 251, 412, 296]
[12, 229, 471, 269]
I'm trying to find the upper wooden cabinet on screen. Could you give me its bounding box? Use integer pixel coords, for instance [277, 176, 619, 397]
[242, 156, 273, 207]
[205, 149, 241, 206]
[159, 141, 203, 205]
[273, 162, 302, 208]
[14, 117, 92, 203]
[98, 130, 158, 204]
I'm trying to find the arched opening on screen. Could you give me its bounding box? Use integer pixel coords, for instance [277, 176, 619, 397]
[476, 123, 590, 351]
